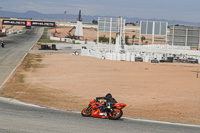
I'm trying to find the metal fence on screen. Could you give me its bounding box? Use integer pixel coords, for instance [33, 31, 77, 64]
[169, 25, 200, 48]
[140, 21, 168, 44]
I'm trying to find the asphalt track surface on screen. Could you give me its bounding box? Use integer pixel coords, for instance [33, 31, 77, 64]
[0, 28, 200, 133]
[0, 27, 43, 88]
[0, 98, 200, 133]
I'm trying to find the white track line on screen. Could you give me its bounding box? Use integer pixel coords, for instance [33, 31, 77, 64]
[123, 117, 200, 128]
[0, 52, 28, 90]
[0, 28, 43, 90]
[1, 96, 200, 128]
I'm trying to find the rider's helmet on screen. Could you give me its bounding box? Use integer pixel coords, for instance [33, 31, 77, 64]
[105, 93, 112, 98]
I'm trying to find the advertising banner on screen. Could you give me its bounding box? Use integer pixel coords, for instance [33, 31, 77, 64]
[31, 21, 55, 27]
[3, 20, 26, 26]
[3, 20, 55, 27]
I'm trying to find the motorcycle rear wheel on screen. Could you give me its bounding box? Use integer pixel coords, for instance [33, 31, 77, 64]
[81, 107, 92, 117]
[107, 109, 123, 120]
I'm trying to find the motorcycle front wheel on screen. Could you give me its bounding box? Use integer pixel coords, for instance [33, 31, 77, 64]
[107, 109, 123, 120]
[81, 107, 92, 117]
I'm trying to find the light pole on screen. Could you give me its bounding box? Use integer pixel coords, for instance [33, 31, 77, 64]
[64, 11, 67, 23]
[0, 7, 2, 33]
[64, 11, 67, 37]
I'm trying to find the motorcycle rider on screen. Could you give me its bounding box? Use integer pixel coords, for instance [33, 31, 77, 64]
[1, 40, 5, 48]
[96, 93, 117, 112]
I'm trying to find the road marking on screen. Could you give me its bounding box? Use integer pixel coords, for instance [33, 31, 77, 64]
[0, 97, 44, 108]
[123, 117, 200, 128]
[0, 28, 43, 91]
[0, 52, 28, 90]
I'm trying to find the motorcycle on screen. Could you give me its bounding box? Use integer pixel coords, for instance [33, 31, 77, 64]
[81, 99, 126, 120]
[1, 41, 5, 48]
[1, 43, 4, 48]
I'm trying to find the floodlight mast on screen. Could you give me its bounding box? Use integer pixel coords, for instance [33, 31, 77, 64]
[115, 17, 125, 53]
[172, 25, 175, 50]
[139, 21, 142, 45]
[64, 11, 67, 22]
[185, 28, 188, 50]
[199, 30, 200, 51]
[109, 18, 112, 52]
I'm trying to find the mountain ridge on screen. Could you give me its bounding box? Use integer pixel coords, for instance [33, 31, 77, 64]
[1, 10, 200, 26]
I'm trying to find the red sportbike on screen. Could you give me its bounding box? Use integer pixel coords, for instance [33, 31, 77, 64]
[81, 99, 126, 120]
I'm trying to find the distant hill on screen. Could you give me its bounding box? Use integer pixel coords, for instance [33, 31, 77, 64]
[1, 10, 200, 26]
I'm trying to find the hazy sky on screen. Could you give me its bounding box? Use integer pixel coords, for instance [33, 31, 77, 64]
[1, 0, 200, 22]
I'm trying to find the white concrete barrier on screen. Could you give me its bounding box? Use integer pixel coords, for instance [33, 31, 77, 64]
[112, 53, 117, 60]
[105, 53, 110, 60]
[121, 54, 126, 61]
[144, 55, 149, 62]
[81, 46, 200, 64]
[131, 54, 135, 61]
[126, 52, 131, 61]
[117, 53, 121, 61]
[109, 53, 113, 60]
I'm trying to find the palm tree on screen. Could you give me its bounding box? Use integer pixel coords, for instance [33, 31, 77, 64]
[132, 35, 136, 45]
[111, 37, 116, 44]
[141, 36, 146, 44]
[125, 35, 129, 45]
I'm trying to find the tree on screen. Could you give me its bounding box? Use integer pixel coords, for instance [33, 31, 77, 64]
[92, 20, 98, 24]
[99, 35, 109, 43]
[136, 21, 140, 25]
[125, 36, 130, 45]
[85, 39, 88, 44]
[125, 22, 136, 26]
[141, 36, 146, 44]
[132, 35, 136, 45]
[111, 37, 116, 44]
